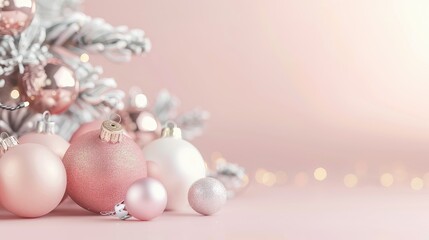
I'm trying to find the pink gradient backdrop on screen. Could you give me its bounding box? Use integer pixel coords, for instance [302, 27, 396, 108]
[83, 1, 429, 177]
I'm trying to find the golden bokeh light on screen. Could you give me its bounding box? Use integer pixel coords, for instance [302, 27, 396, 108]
[261, 171, 277, 187]
[80, 53, 90, 63]
[380, 173, 394, 187]
[313, 167, 327, 181]
[344, 174, 358, 188]
[410, 177, 424, 191]
[10, 89, 20, 99]
[255, 169, 267, 184]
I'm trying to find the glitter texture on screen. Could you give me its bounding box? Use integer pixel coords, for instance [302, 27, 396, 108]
[188, 177, 227, 215]
[63, 130, 147, 213]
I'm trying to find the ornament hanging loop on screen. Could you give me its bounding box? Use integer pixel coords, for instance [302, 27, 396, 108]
[36, 111, 56, 134]
[161, 121, 182, 139]
[109, 113, 122, 124]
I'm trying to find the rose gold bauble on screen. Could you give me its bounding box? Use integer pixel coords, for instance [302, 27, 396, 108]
[69, 120, 104, 144]
[63, 121, 147, 213]
[20, 58, 79, 114]
[0, 142, 66, 218]
[0, 70, 21, 104]
[0, 0, 36, 35]
[19, 133, 70, 159]
[119, 110, 160, 147]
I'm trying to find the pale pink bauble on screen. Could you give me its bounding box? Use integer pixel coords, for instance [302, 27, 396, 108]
[19, 133, 70, 159]
[125, 178, 167, 221]
[63, 131, 147, 213]
[0, 143, 66, 218]
[70, 120, 103, 144]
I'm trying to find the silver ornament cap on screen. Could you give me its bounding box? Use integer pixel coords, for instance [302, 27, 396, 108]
[100, 119, 124, 144]
[0, 132, 19, 152]
[36, 111, 56, 134]
[161, 122, 182, 139]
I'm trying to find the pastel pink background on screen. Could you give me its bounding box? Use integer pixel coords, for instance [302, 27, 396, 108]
[3, 1, 429, 239]
[83, 0, 429, 179]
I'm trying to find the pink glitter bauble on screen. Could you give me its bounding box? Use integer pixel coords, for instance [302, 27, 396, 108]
[125, 178, 167, 221]
[0, 143, 66, 218]
[63, 131, 147, 213]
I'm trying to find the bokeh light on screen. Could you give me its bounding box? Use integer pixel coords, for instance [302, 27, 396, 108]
[10, 89, 20, 99]
[380, 173, 394, 187]
[313, 167, 327, 181]
[80, 53, 90, 63]
[410, 177, 424, 191]
[344, 174, 358, 188]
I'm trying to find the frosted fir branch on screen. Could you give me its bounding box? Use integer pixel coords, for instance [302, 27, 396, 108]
[152, 89, 209, 140]
[45, 12, 151, 62]
[0, 21, 51, 75]
[36, 0, 82, 25]
[153, 89, 180, 123]
[0, 108, 41, 137]
[176, 109, 210, 140]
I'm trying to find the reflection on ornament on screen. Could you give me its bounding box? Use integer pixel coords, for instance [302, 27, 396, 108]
[0, 0, 36, 35]
[119, 89, 160, 147]
[20, 58, 79, 114]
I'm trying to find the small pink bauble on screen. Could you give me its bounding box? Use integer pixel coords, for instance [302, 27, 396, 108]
[125, 178, 167, 221]
[63, 120, 147, 213]
[0, 143, 66, 218]
[69, 120, 103, 144]
[19, 133, 70, 159]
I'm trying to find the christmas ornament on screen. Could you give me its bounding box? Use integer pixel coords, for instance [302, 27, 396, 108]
[102, 178, 167, 221]
[69, 120, 103, 144]
[119, 89, 160, 147]
[19, 111, 70, 159]
[20, 58, 79, 114]
[0, 0, 36, 36]
[123, 178, 167, 220]
[0, 133, 66, 217]
[63, 118, 147, 213]
[142, 122, 206, 210]
[188, 177, 227, 216]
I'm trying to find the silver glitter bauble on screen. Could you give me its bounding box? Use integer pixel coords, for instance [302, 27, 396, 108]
[188, 177, 227, 215]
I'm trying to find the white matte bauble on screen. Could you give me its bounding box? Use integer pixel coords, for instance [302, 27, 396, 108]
[143, 123, 206, 211]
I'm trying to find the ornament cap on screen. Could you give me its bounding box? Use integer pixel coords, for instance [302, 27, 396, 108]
[100, 117, 124, 143]
[0, 132, 19, 152]
[36, 111, 56, 134]
[100, 201, 132, 220]
[161, 122, 182, 139]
